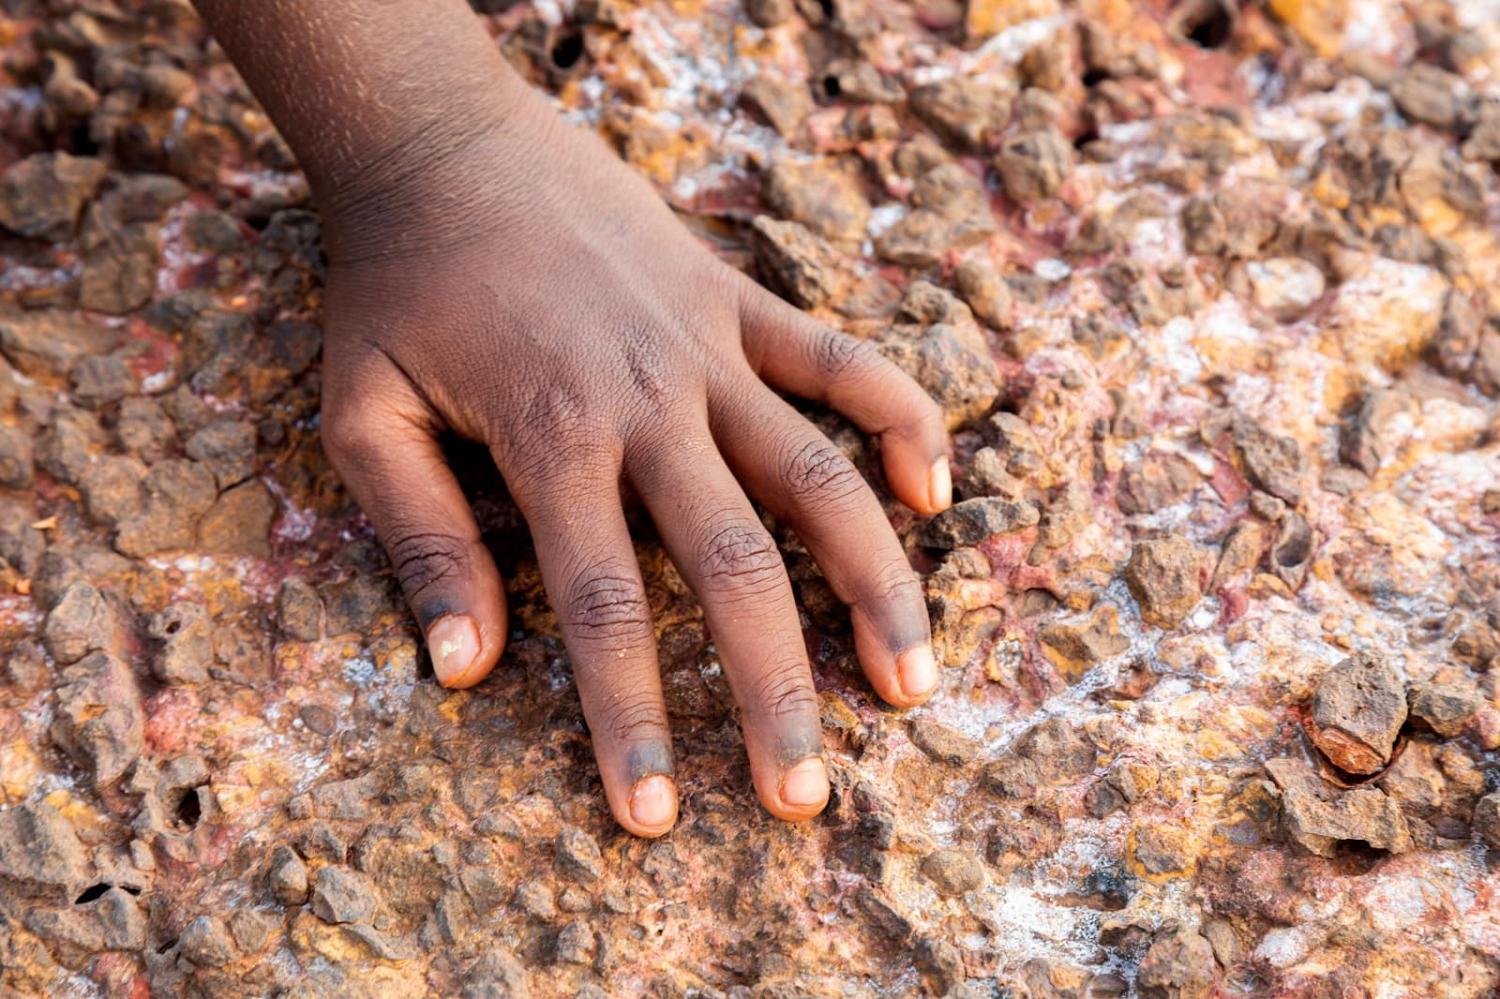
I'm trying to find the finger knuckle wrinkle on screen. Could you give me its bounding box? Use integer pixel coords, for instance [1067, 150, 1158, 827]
[387, 529, 470, 600]
[698, 521, 784, 593]
[564, 570, 651, 640]
[784, 438, 862, 502]
[598, 691, 668, 746]
[754, 658, 818, 720]
[814, 330, 873, 381]
[873, 560, 922, 605]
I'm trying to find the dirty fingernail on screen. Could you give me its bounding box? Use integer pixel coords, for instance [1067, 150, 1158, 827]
[427, 614, 479, 687]
[780, 757, 829, 811]
[928, 456, 952, 511]
[629, 774, 676, 830]
[898, 645, 939, 701]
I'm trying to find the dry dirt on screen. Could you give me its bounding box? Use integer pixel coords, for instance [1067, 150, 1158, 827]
[1, 0, 1500, 996]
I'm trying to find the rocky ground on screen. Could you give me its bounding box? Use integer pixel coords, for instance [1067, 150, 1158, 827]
[0, 0, 1499, 995]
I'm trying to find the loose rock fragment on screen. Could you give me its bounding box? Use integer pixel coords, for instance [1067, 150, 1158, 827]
[555, 827, 605, 883]
[1310, 653, 1407, 775]
[763, 159, 870, 244]
[266, 845, 309, 906]
[1124, 538, 1209, 629]
[179, 914, 237, 967]
[1037, 604, 1130, 680]
[1137, 929, 1217, 999]
[919, 848, 985, 895]
[921, 497, 1039, 548]
[0, 152, 107, 240]
[1409, 683, 1482, 738]
[0, 802, 89, 901]
[51, 652, 144, 789]
[1474, 793, 1500, 850]
[910, 76, 1013, 150]
[908, 718, 980, 765]
[311, 866, 380, 924]
[1247, 257, 1325, 321]
[1266, 756, 1412, 856]
[994, 129, 1073, 201]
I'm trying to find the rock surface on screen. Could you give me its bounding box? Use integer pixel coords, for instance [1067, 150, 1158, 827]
[0, 2, 1497, 997]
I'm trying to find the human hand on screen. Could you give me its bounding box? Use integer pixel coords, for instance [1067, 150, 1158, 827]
[315, 86, 952, 836]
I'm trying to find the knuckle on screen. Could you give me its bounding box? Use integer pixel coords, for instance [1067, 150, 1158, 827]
[782, 437, 864, 504]
[561, 566, 652, 643]
[596, 689, 668, 747]
[697, 520, 785, 596]
[871, 559, 923, 607]
[812, 330, 876, 382]
[752, 656, 818, 720]
[385, 526, 471, 601]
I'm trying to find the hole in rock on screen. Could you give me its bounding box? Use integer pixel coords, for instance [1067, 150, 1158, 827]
[175, 786, 204, 828]
[551, 32, 584, 69]
[823, 75, 841, 98]
[1180, 0, 1232, 48]
[75, 883, 111, 905]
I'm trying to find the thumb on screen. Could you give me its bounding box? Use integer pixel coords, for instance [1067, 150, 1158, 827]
[321, 376, 507, 688]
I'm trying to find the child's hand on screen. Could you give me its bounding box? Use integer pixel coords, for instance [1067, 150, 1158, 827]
[192, 0, 950, 836]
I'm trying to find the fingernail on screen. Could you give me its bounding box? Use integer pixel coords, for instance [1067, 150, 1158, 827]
[628, 774, 676, 830]
[427, 614, 479, 687]
[898, 646, 939, 700]
[928, 456, 952, 511]
[779, 757, 829, 811]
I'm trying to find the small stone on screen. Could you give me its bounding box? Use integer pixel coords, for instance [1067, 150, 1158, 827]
[1231, 417, 1305, 504]
[555, 919, 596, 964]
[1037, 604, 1130, 680]
[1473, 792, 1500, 849]
[738, 73, 810, 138]
[983, 717, 1097, 798]
[79, 455, 146, 527]
[266, 845, 308, 906]
[910, 75, 1013, 151]
[1310, 652, 1407, 774]
[763, 159, 870, 244]
[228, 909, 276, 955]
[953, 256, 1011, 328]
[908, 718, 980, 764]
[0, 802, 89, 901]
[0, 309, 114, 378]
[1266, 756, 1411, 856]
[750, 216, 850, 310]
[114, 458, 218, 557]
[1409, 682, 1483, 738]
[277, 577, 322, 641]
[179, 914, 237, 967]
[1124, 538, 1209, 629]
[464, 947, 531, 999]
[919, 848, 985, 895]
[0, 424, 33, 489]
[555, 827, 605, 883]
[921, 497, 1039, 548]
[185, 418, 256, 489]
[515, 880, 557, 920]
[994, 128, 1073, 201]
[1246, 257, 1325, 321]
[51, 652, 144, 789]
[311, 865, 379, 924]
[1137, 929, 1217, 999]
[1117, 453, 1200, 514]
[149, 603, 214, 685]
[198, 478, 275, 556]
[69, 355, 137, 408]
[1390, 64, 1470, 131]
[0, 152, 107, 240]
[1131, 821, 1197, 875]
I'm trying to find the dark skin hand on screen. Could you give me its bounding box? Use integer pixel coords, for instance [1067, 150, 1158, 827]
[194, 0, 952, 836]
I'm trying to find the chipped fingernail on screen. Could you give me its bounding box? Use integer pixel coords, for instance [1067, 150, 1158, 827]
[427, 614, 479, 687]
[779, 757, 829, 812]
[628, 774, 677, 830]
[898, 645, 939, 701]
[928, 456, 952, 512]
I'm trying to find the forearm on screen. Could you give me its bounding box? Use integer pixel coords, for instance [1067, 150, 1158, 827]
[191, 0, 533, 259]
